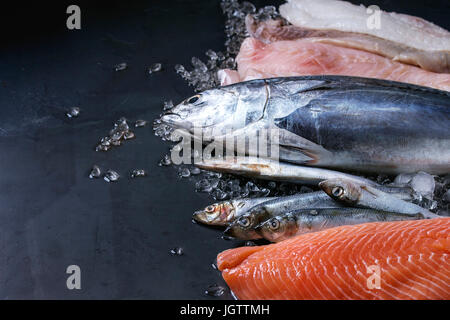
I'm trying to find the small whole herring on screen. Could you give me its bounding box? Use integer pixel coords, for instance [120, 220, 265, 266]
[193, 197, 276, 226]
[196, 156, 378, 187]
[319, 178, 440, 219]
[223, 191, 343, 240]
[257, 207, 426, 242]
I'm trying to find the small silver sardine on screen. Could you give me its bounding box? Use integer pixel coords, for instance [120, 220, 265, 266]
[319, 179, 440, 219]
[257, 208, 425, 242]
[196, 156, 378, 186]
[223, 191, 342, 240]
[192, 197, 276, 226]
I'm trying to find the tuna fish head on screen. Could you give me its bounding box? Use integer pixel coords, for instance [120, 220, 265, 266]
[319, 179, 361, 205]
[161, 81, 268, 137]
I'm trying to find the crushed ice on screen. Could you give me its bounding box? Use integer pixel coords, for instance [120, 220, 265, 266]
[170, 247, 184, 256]
[114, 62, 128, 72]
[204, 284, 226, 297]
[66, 107, 80, 118]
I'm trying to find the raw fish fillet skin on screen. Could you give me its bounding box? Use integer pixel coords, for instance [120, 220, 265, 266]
[279, 0, 450, 52]
[219, 37, 450, 91]
[217, 218, 450, 300]
[245, 15, 450, 74]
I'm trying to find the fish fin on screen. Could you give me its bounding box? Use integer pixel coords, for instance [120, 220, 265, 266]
[361, 185, 380, 198]
[273, 128, 333, 165]
[266, 78, 333, 96]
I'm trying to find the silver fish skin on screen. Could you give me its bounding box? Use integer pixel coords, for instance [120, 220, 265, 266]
[196, 156, 378, 186]
[257, 208, 425, 242]
[373, 185, 420, 202]
[319, 179, 440, 219]
[192, 197, 276, 226]
[223, 191, 343, 240]
[161, 76, 450, 174]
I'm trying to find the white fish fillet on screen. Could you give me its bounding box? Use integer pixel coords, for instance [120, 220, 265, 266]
[218, 38, 450, 91]
[279, 0, 450, 52]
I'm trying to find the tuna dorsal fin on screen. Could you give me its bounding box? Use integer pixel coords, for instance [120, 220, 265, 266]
[266, 78, 333, 97]
[273, 128, 333, 165]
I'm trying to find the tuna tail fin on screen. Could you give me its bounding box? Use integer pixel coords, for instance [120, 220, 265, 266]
[274, 128, 333, 165]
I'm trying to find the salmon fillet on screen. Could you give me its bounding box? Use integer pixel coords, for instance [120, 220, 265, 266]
[217, 218, 450, 300]
[218, 38, 450, 91]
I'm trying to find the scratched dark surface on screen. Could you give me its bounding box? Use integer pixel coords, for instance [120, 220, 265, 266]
[0, 0, 448, 299]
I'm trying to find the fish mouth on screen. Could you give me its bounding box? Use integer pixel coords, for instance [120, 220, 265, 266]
[160, 113, 194, 133]
[160, 112, 182, 125]
[192, 211, 211, 224]
[193, 211, 224, 226]
[192, 211, 205, 223]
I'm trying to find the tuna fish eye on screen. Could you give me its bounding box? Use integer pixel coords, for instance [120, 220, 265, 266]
[269, 219, 280, 230]
[186, 95, 201, 105]
[205, 205, 215, 213]
[332, 186, 345, 197]
[238, 217, 251, 228]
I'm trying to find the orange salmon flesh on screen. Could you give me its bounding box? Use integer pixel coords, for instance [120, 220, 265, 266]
[217, 218, 450, 300]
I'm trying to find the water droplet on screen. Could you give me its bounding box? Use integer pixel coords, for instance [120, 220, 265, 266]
[163, 100, 174, 111]
[190, 167, 201, 175]
[114, 62, 127, 71]
[196, 179, 212, 193]
[123, 131, 135, 140]
[135, 120, 147, 127]
[158, 154, 172, 166]
[179, 168, 191, 178]
[245, 241, 256, 246]
[204, 284, 225, 297]
[110, 139, 121, 146]
[170, 247, 183, 256]
[267, 181, 277, 189]
[148, 63, 162, 74]
[131, 169, 146, 178]
[104, 170, 120, 182]
[66, 107, 80, 118]
[95, 144, 110, 152]
[213, 189, 228, 200]
[89, 165, 101, 179]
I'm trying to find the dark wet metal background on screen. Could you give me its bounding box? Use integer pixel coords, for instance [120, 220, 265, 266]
[0, 0, 448, 299]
